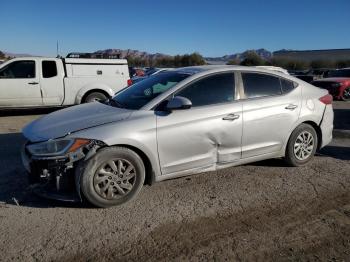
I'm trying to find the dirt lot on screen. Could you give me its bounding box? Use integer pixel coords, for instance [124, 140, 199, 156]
[0, 102, 349, 261]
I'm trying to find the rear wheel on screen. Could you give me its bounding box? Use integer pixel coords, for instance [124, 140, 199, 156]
[341, 87, 350, 101]
[285, 123, 318, 167]
[80, 147, 145, 208]
[84, 92, 108, 103]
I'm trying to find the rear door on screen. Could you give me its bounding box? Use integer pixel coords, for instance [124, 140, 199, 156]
[40, 59, 64, 105]
[240, 72, 301, 158]
[0, 59, 42, 107]
[156, 72, 243, 175]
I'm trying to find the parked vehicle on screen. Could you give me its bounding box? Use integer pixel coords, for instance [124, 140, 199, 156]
[22, 66, 334, 207]
[0, 56, 130, 108]
[255, 66, 289, 75]
[289, 68, 333, 83]
[132, 67, 170, 83]
[312, 69, 350, 101]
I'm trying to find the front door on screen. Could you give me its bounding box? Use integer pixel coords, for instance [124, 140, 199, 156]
[156, 72, 242, 175]
[0, 60, 42, 107]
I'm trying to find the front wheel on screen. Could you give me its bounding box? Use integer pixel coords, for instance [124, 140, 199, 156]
[80, 147, 145, 208]
[285, 124, 318, 167]
[84, 92, 108, 103]
[341, 87, 350, 101]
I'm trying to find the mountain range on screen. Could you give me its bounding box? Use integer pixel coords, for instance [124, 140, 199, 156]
[5, 48, 348, 64]
[92, 48, 273, 64]
[2, 48, 273, 64]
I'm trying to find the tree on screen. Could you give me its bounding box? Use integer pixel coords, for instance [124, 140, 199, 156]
[0, 51, 5, 59]
[310, 60, 335, 69]
[240, 51, 265, 66]
[226, 58, 240, 65]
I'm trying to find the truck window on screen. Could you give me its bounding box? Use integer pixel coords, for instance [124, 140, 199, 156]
[42, 61, 57, 78]
[0, 60, 35, 78]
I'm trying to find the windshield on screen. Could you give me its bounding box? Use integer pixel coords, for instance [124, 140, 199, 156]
[111, 71, 190, 110]
[328, 69, 350, 78]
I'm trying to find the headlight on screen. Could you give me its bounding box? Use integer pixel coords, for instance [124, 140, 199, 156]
[27, 138, 90, 156]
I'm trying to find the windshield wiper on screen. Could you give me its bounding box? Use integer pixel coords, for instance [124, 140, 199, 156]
[105, 99, 126, 108]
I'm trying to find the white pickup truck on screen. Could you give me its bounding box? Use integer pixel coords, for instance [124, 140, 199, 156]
[0, 56, 130, 108]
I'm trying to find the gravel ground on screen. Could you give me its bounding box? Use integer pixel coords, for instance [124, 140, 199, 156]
[0, 102, 349, 261]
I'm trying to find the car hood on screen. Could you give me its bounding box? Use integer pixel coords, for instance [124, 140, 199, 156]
[23, 102, 133, 142]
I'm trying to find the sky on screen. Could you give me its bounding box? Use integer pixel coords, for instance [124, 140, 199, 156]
[1, 0, 350, 57]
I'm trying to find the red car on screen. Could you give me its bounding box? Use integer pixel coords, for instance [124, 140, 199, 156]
[312, 68, 350, 101]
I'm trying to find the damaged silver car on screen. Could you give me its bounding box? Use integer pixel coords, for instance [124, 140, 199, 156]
[22, 66, 334, 207]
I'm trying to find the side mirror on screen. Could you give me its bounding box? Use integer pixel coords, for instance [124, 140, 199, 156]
[166, 96, 192, 111]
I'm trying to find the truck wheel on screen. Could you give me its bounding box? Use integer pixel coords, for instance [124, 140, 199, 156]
[284, 123, 318, 167]
[80, 147, 145, 208]
[341, 87, 350, 101]
[84, 92, 108, 103]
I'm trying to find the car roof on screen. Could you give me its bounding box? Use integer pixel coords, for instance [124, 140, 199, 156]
[172, 65, 291, 78]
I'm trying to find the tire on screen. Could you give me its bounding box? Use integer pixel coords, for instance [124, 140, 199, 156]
[341, 87, 350, 101]
[80, 147, 145, 208]
[84, 92, 108, 103]
[285, 123, 318, 167]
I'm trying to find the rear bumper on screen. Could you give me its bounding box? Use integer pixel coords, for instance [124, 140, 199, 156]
[320, 105, 334, 148]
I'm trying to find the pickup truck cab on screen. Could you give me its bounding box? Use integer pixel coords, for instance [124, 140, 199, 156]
[0, 57, 130, 108]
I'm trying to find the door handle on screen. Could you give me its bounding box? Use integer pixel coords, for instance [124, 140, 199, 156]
[285, 104, 298, 110]
[222, 113, 240, 121]
[28, 82, 39, 85]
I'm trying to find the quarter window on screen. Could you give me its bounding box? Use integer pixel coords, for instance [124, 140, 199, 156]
[176, 73, 235, 107]
[0, 60, 35, 78]
[280, 78, 295, 93]
[42, 61, 57, 78]
[242, 73, 282, 98]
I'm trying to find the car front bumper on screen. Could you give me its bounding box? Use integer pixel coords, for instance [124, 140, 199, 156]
[21, 143, 84, 202]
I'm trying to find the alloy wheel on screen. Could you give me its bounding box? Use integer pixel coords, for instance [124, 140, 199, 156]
[342, 87, 350, 101]
[293, 131, 315, 161]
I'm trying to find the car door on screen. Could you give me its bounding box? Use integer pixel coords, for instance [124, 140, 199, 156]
[240, 71, 301, 158]
[156, 72, 243, 175]
[0, 59, 42, 107]
[40, 59, 64, 105]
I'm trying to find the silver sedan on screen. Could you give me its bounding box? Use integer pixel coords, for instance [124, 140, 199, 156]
[22, 66, 334, 207]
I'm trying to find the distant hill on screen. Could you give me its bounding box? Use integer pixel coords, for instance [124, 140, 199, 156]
[92, 48, 273, 65]
[204, 48, 272, 65]
[3, 51, 35, 57]
[3, 48, 350, 64]
[273, 48, 350, 62]
[93, 49, 171, 60]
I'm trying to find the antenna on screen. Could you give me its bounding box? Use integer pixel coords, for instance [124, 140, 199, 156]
[56, 41, 59, 57]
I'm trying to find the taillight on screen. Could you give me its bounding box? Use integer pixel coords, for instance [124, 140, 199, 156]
[127, 79, 133, 86]
[319, 94, 333, 105]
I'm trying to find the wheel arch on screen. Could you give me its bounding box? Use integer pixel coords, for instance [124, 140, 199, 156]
[75, 83, 115, 104]
[81, 89, 111, 103]
[285, 120, 322, 154]
[302, 121, 322, 150]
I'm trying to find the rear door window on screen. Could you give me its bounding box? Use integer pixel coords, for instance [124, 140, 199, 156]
[242, 73, 282, 98]
[42, 61, 57, 78]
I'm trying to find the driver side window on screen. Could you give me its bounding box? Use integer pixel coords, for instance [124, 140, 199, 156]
[175, 72, 235, 107]
[0, 60, 36, 79]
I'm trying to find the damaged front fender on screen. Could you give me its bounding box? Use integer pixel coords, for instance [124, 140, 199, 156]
[23, 139, 106, 202]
